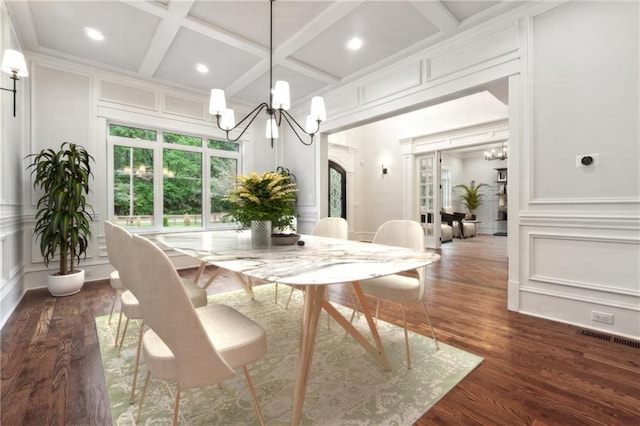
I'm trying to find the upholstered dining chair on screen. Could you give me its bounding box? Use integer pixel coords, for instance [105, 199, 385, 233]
[358, 220, 439, 369]
[106, 254, 125, 326]
[282, 217, 349, 309]
[103, 221, 209, 404]
[125, 233, 267, 426]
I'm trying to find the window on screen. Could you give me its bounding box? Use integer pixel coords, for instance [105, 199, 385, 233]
[108, 124, 241, 230]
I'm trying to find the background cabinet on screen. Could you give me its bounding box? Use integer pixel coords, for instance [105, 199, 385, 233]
[494, 168, 507, 236]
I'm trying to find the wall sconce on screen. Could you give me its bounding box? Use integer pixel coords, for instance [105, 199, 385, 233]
[1, 49, 29, 117]
[381, 165, 388, 175]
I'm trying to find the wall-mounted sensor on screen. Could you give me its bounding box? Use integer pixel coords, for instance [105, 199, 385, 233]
[576, 153, 599, 167]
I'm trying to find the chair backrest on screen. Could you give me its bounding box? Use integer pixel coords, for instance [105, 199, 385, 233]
[311, 217, 348, 239]
[372, 220, 426, 292]
[104, 221, 120, 269]
[129, 234, 235, 389]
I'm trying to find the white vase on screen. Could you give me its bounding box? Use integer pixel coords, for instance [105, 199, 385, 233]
[48, 269, 85, 296]
[250, 220, 272, 249]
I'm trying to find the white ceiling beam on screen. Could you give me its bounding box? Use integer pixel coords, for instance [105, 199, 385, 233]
[225, 0, 363, 97]
[3, 0, 40, 50]
[409, 1, 459, 34]
[181, 17, 268, 59]
[118, 0, 170, 19]
[137, 1, 194, 78]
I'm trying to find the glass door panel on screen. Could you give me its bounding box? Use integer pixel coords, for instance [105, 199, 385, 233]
[418, 154, 440, 248]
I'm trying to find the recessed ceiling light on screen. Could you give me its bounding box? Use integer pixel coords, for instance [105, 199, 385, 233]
[85, 27, 104, 41]
[196, 63, 209, 73]
[347, 37, 363, 50]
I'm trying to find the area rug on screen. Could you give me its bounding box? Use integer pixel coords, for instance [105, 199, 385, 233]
[97, 284, 482, 425]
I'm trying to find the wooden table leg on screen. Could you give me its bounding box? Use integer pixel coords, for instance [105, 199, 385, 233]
[194, 259, 208, 283]
[320, 282, 391, 371]
[291, 285, 325, 425]
[231, 272, 255, 299]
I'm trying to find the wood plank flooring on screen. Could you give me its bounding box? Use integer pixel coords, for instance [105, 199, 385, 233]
[1, 235, 639, 425]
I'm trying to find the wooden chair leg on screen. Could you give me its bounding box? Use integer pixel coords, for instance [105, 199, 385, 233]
[400, 302, 412, 369]
[130, 321, 145, 404]
[108, 291, 118, 324]
[136, 371, 151, 424]
[173, 383, 181, 426]
[118, 318, 130, 356]
[115, 311, 124, 347]
[420, 301, 439, 350]
[243, 365, 265, 426]
[284, 286, 296, 309]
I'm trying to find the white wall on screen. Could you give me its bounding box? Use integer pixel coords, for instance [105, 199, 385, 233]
[0, 1, 28, 327]
[294, 1, 639, 338]
[1, 48, 274, 327]
[2, 1, 638, 339]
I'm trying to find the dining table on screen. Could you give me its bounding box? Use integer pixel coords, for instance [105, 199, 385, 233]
[156, 230, 440, 425]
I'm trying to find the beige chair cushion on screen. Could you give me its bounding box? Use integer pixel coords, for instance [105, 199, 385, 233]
[442, 205, 454, 214]
[110, 270, 125, 290]
[358, 274, 421, 302]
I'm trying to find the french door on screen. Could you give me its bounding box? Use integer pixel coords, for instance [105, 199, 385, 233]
[417, 153, 441, 248]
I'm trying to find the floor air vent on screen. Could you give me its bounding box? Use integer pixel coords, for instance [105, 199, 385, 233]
[613, 337, 640, 349]
[581, 329, 611, 341]
[580, 330, 640, 348]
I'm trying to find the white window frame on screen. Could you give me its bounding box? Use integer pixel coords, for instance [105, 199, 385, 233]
[107, 121, 242, 232]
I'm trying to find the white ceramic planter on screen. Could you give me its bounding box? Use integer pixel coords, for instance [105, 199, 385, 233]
[47, 269, 85, 296]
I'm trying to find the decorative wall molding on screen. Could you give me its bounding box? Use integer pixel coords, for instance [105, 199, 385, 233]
[527, 232, 639, 302]
[361, 62, 423, 106]
[100, 79, 158, 111]
[519, 286, 640, 312]
[409, 119, 509, 153]
[427, 26, 517, 81]
[519, 212, 640, 230]
[529, 197, 640, 205]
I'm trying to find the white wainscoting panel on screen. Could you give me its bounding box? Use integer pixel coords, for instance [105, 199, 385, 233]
[529, 233, 640, 296]
[101, 80, 158, 110]
[361, 62, 422, 105]
[163, 94, 206, 120]
[428, 26, 517, 81]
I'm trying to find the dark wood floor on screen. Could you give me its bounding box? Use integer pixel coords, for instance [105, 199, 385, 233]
[2, 235, 639, 425]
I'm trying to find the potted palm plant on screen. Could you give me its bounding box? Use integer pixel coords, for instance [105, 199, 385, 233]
[26, 142, 94, 296]
[454, 180, 489, 219]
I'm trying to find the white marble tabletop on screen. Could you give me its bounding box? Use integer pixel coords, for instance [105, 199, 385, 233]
[156, 230, 440, 286]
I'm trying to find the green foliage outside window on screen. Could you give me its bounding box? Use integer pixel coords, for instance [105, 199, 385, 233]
[164, 132, 202, 147]
[109, 124, 156, 141]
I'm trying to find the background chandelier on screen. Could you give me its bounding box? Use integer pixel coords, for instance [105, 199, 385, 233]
[484, 141, 508, 161]
[208, 0, 326, 147]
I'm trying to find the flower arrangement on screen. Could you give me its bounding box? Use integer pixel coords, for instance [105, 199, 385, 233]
[223, 170, 297, 230]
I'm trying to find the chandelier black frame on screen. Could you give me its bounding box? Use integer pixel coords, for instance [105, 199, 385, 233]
[208, 0, 326, 147]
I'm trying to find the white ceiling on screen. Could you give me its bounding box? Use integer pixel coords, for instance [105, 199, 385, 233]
[6, 0, 526, 110]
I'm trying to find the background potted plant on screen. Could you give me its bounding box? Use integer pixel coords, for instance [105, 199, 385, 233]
[26, 142, 94, 296]
[223, 169, 297, 247]
[454, 180, 489, 219]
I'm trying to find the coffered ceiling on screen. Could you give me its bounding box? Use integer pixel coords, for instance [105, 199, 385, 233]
[5, 0, 527, 109]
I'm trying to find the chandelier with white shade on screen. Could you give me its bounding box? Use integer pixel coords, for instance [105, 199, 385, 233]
[208, 0, 326, 147]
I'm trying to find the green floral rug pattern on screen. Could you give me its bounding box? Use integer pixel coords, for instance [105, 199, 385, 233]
[97, 284, 482, 425]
